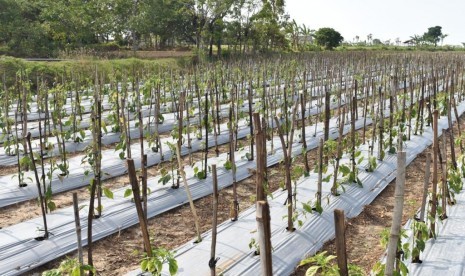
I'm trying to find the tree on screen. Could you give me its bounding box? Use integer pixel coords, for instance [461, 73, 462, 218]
[367, 33, 373, 45]
[248, 0, 288, 52]
[440, 34, 448, 46]
[0, 0, 53, 57]
[372, 38, 382, 45]
[313, 27, 343, 50]
[423, 26, 443, 46]
[409, 35, 423, 46]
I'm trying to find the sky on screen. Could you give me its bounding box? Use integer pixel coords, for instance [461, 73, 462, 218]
[285, 0, 465, 45]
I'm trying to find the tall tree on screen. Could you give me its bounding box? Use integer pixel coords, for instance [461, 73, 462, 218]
[313, 27, 343, 50]
[423, 26, 443, 47]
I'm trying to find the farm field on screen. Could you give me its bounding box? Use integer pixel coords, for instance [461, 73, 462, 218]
[1, 51, 465, 276]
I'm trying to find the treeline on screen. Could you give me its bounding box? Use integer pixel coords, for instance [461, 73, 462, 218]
[0, 0, 316, 58]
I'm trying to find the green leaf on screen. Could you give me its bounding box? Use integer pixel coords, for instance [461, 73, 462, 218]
[223, 160, 232, 170]
[322, 174, 332, 183]
[103, 187, 114, 199]
[124, 189, 133, 198]
[399, 260, 409, 275]
[141, 259, 148, 271]
[339, 164, 350, 176]
[416, 239, 425, 251]
[168, 258, 178, 275]
[305, 265, 320, 276]
[302, 203, 313, 213]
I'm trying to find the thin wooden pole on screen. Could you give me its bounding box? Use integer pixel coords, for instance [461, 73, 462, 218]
[142, 154, 148, 221]
[256, 201, 272, 276]
[412, 151, 431, 263]
[176, 93, 202, 242]
[72, 193, 84, 267]
[26, 132, 48, 239]
[430, 110, 439, 237]
[441, 129, 448, 218]
[385, 151, 406, 276]
[334, 209, 348, 276]
[418, 153, 431, 222]
[254, 113, 265, 201]
[324, 86, 331, 165]
[209, 165, 219, 276]
[332, 107, 345, 196]
[300, 93, 310, 174]
[127, 159, 152, 257]
[87, 177, 97, 272]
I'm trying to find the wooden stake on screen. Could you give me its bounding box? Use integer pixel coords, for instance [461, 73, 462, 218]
[334, 209, 348, 276]
[300, 93, 310, 174]
[209, 165, 219, 276]
[127, 159, 152, 257]
[324, 86, 331, 165]
[332, 107, 346, 195]
[418, 153, 431, 222]
[256, 201, 272, 276]
[72, 193, 83, 267]
[254, 113, 266, 201]
[452, 98, 463, 152]
[142, 154, 148, 221]
[430, 110, 438, 237]
[317, 137, 324, 204]
[87, 177, 97, 271]
[441, 129, 449, 217]
[248, 83, 254, 160]
[26, 132, 48, 239]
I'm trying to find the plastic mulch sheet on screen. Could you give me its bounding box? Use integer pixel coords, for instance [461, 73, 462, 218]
[125, 100, 465, 276]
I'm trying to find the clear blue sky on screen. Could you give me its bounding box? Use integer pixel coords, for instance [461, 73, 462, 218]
[286, 0, 464, 45]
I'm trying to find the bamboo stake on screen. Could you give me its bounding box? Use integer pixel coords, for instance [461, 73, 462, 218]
[430, 110, 439, 237]
[72, 193, 83, 267]
[412, 151, 431, 263]
[441, 129, 449, 217]
[418, 153, 431, 222]
[176, 92, 202, 242]
[385, 150, 406, 276]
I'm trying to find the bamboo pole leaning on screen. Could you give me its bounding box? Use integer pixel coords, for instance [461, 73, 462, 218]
[127, 159, 152, 257]
[385, 150, 407, 276]
[175, 92, 202, 242]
